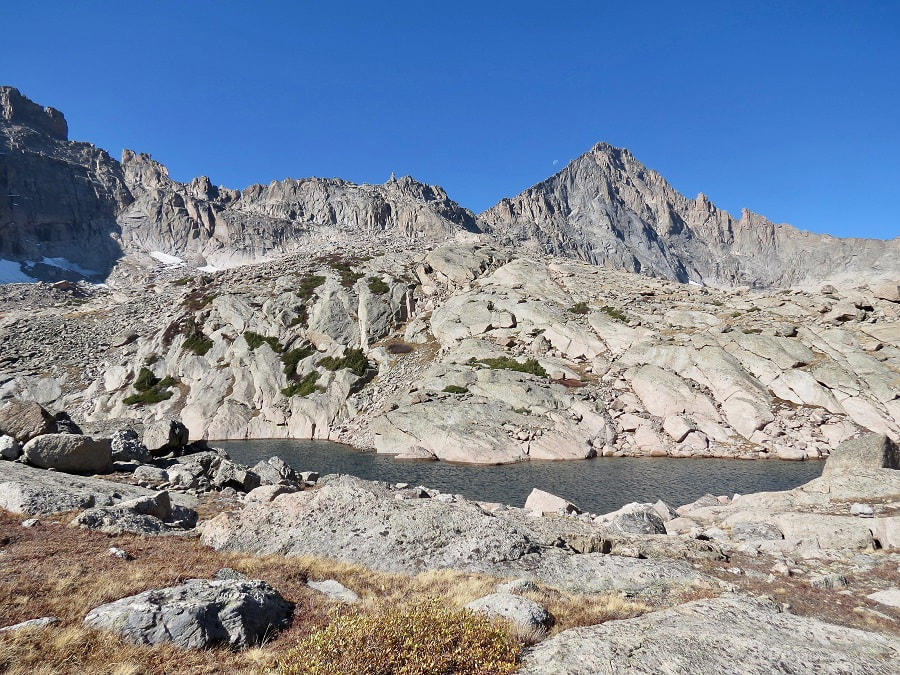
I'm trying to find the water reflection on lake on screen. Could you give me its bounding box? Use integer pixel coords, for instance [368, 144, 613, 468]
[217, 439, 824, 514]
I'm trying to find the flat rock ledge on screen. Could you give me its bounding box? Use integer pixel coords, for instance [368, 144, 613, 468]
[520, 594, 900, 675]
[83, 578, 293, 650]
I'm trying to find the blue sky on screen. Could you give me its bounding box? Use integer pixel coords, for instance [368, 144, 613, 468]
[2, 1, 898, 239]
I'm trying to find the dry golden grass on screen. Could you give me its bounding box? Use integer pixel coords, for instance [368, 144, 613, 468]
[0, 510, 652, 673]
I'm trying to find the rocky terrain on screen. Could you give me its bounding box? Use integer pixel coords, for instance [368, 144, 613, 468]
[0, 406, 898, 672]
[1, 84, 899, 671]
[1, 238, 897, 464]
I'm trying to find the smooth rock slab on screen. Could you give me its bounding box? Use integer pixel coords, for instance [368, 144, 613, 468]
[465, 593, 552, 630]
[22, 433, 111, 473]
[83, 578, 292, 649]
[520, 595, 900, 674]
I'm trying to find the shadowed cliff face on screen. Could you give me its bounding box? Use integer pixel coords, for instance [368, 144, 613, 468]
[478, 143, 899, 288]
[0, 87, 130, 281]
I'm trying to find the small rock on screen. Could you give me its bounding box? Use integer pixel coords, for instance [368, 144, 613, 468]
[22, 433, 112, 473]
[810, 573, 848, 589]
[0, 616, 60, 633]
[524, 488, 581, 515]
[108, 547, 133, 560]
[497, 578, 538, 595]
[0, 434, 22, 460]
[307, 579, 360, 603]
[110, 429, 150, 463]
[866, 588, 900, 608]
[850, 503, 875, 517]
[21, 518, 40, 528]
[142, 419, 189, 456]
[466, 593, 552, 630]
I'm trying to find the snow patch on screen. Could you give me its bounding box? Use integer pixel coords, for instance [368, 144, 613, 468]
[0, 259, 37, 283]
[38, 257, 97, 276]
[150, 251, 184, 266]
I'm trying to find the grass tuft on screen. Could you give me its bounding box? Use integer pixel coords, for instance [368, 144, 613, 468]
[474, 356, 547, 378]
[274, 598, 521, 675]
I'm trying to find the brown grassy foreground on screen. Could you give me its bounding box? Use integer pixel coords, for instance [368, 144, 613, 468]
[0, 511, 650, 674]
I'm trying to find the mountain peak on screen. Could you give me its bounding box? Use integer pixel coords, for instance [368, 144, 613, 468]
[0, 86, 68, 140]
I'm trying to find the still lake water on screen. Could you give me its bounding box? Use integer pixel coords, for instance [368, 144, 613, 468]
[218, 439, 824, 514]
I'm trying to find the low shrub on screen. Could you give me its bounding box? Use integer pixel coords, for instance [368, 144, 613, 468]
[475, 356, 547, 378]
[368, 277, 390, 295]
[318, 348, 369, 377]
[133, 367, 159, 392]
[123, 388, 173, 406]
[600, 305, 627, 322]
[244, 331, 283, 353]
[274, 599, 521, 675]
[281, 346, 316, 377]
[298, 275, 326, 301]
[569, 301, 590, 314]
[282, 371, 324, 398]
[182, 330, 213, 356]
[124, 370, 178, 406]
[442, 385, 469, 394]
[386, 342, 414, 354]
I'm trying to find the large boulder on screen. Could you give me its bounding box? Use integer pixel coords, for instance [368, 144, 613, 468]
[110, 429, 150, 463]
[143, 419, 189, 456]
[83, 578, 293, 649]
[71, 491, 198, 535]
[465, 593, 552, 630]
[0, 400, 57, 442]
[524, 488, 581, 516]
[22, 434, 111, 473]
[825, 433, 899, 473]
[520, 595, 900, 674]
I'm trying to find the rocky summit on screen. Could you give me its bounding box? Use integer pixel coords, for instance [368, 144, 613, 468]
[1, 86, 899, 673]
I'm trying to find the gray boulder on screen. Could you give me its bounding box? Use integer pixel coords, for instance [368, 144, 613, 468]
[212, 460, 261, 493]
[0, 400, 57, 442]
[83, 578, 293, 649]
[0, 435, 21, 460]
[825, 433, 899, 473]
[22, 433, 111, 473]
[465, 593, 552, 630]
[71, 491, 198, 535]
[251, 456, 298, 485]
[520, 595, 900, 674]
[595, 503, 667, 535]
[110, 429, 150, 463]
[143, 419, 189, 456]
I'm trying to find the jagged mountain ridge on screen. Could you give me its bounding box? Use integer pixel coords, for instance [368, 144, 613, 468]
[0, 86, 479, 278]
[1, 86, 896, 286]
[479, 142, 899, 288]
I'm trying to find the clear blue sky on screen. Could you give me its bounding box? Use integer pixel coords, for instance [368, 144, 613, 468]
[2, 1, 898, 239]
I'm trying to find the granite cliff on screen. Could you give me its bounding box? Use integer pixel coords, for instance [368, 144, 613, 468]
[479, 142, 899, 288]
[2, 87, 897, 288]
